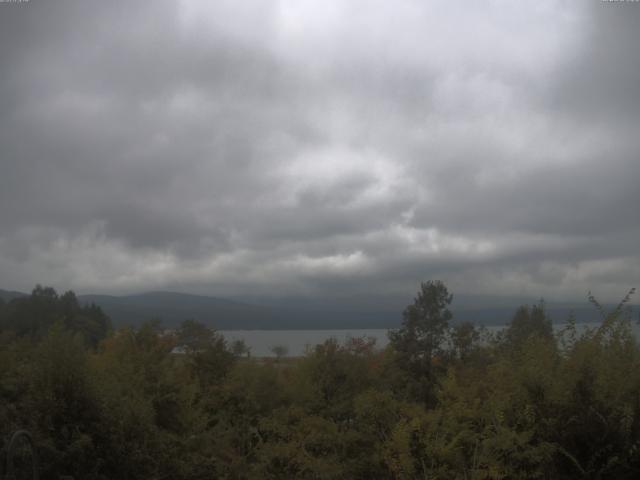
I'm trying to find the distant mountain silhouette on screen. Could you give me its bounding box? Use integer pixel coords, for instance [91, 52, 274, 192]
[0, 289, 27, 302]
[75, 292, 636, 330]
[77, 291, 401, 329]
[2, 288, 635, 329]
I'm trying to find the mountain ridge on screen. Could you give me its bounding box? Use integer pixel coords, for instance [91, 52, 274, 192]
[2, 288, 636, 330]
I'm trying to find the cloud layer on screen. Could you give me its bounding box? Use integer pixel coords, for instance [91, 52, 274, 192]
[1, 0, 639, 301]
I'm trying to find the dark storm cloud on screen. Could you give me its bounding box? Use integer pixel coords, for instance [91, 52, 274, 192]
[0, 0, 638, 301]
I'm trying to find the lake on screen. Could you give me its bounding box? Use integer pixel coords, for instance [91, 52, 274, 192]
[221, 322, 639, 357]
[220, 329, 390, 357]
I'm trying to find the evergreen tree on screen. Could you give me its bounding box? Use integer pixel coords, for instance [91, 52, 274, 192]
[389, 280, 453, 405]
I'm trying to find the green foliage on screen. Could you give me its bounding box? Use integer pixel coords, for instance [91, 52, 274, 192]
[451, 321, 481, 361]
[176, 318, 217, 352]
[504, 301, 554, 350]
[175, 319, 236, 388]
[231, 338, 251, 357]
[31, 324, 102, 479]
[388, 280, 453, 405]
[0, 285, 111, 346]
[390, 280, 453, 360]
[1, 283, 640, 479]
[295, 337, 377, 420]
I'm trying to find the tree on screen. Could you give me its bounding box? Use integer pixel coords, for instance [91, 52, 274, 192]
[389, 280, 453, 361]
[32, 323, 101, 479]
[271, 344, 289, 361]
[388, 280, 453, 405]
[451, 321, 480, 361]
[0, 297, 6, 333]
[504, 301, 553, 349]
[175, 320, 235, 387]
[0, 286, 111, 345]
[176, 319, 215, 352]
[231, 339, 251, 358]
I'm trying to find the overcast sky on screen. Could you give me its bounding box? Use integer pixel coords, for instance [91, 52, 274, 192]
[0, 0, 639, 302]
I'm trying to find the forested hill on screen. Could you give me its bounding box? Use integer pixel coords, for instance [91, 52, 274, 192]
[62, 292, 640, 329]
[2, 288, 632, 329]
[77, 292, 399, 329]
[0, 289, 26, 302]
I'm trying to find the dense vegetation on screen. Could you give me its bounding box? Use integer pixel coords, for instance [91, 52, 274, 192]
[1, 282, 639, 479]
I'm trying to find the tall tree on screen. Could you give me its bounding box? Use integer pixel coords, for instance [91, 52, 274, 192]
[505, 301, 553, 349]
[388, 280, 453, 405]
[451, 321, 480, 361]
[176, 319, 235, 387]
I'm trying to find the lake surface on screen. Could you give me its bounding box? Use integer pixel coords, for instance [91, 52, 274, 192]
[221, 322, 639, 357]
[220, 329, 390, 357]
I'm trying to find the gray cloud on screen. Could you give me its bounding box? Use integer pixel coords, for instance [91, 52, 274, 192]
[0, 0, 639, 302]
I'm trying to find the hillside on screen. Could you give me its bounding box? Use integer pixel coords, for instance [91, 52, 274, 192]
[78, 292, 635, 329]
[77, 291, 400, 330]
[2, 288, 634, 329]
[0, 289, 27, 302]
